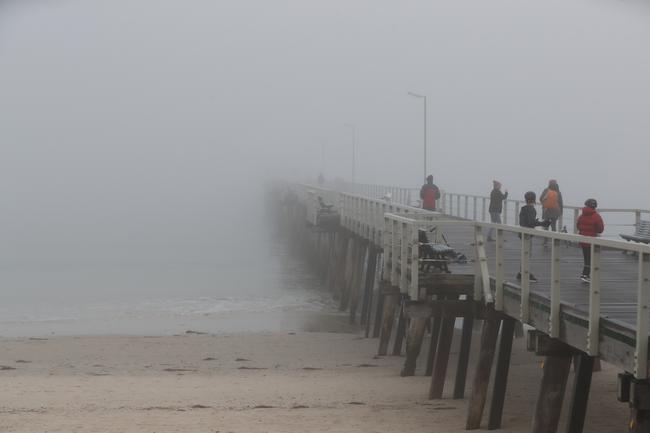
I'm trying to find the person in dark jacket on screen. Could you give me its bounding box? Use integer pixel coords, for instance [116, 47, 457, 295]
[420, 175, 441, 211]
[576, 199, 605, 283]
[487, 180, 508, 241]
[517, 191, 551, 282]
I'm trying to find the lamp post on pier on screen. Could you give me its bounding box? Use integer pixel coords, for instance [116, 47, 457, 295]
[344, 123, 356, 186]
[407, 91, 427, 181]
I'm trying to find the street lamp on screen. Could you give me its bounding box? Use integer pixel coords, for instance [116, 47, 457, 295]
[407, 91, 427, 181]
[344, 123, 356, 186]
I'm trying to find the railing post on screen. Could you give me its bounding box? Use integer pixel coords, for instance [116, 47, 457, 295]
[482, 198, 487, 222]
[391, 219, 398, 285]
[464, 196, 469, 219]
[383, 215, 391, 280]
[549, 238, 561, 338]
[503, 201, 509, 225]
[474, 226, 493, 304]
[520, 233, 531, 322]
[400, 222, 408, 293]
[636, 210, 642, 229]
[473, 197, 477, 221]
[573, 208, 580, 234]
[456, 195, 461, 218]
[514, 202, 520, 226]
[495, 228, 505, 310]
[635, 252, 650, 379]
[587, 244, 601, 356]
[410, 223, 420, 300]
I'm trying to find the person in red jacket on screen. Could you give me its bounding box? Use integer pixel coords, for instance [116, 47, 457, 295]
[576, 198, 604, 283]
[420, 175, 441, 211]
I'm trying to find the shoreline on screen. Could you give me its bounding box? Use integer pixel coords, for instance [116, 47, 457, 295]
[0, 330, 627, 432]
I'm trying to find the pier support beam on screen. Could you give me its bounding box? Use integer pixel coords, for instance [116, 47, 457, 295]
[425, 315, 442, 376]
[564, 354, 595, 433]
[372, 282, 386, 339]
[393, 297, 408, 356]
[619, 374, 650, 433]
[349, 240, 368, 324]
[487, 317, 516, 429]
[453, 313, 474, 399]
[466, 317, 501, 429]
[378, 285, 400, 356]
[531, 354, 572, 433]
[401, 302, 429, 376]
[429, 313, 456, 399]
[360, 247, 378, 328]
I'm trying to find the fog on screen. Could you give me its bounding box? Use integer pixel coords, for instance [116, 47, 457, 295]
[1, 0, 649, 332]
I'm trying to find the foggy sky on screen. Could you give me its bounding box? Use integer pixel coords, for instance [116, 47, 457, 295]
[1, 0, 650, 263]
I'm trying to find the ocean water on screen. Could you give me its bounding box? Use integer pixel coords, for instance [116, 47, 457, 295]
[0, 215, 348, 337]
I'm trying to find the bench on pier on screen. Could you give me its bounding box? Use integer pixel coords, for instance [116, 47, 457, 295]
[418, 229, 457, 273]
[620, 220, 650, 244]
[316, 196, 339, 229]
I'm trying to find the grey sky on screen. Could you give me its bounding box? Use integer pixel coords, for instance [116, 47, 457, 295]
[1, 0, 649, 250]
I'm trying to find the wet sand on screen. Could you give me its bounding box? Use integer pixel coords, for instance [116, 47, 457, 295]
[0, 330, 628, 432]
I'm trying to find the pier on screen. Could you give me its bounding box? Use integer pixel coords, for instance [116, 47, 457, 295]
[278, 181, 650, 433]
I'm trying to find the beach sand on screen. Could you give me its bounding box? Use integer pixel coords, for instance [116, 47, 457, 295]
[0, 330, 627, 432]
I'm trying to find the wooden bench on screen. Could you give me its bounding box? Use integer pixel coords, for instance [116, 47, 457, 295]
[316, 197, 339, 229]
[418, 229, 457, 273]
[620, 220, 650, 244]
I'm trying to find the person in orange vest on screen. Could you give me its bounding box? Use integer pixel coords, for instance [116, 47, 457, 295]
[540, 179, 563, 233]
[420, 175, 441, 211]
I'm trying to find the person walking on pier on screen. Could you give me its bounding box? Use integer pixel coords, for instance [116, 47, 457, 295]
[577, 198, 604, 284]
[487, 180, 508, 241]
[517, 191, 551, 282]
[420, 175, 441, 211]
[540, 179, 563, 233]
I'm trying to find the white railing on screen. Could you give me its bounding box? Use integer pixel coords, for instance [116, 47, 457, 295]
[440, 191, 650, 238]
[378, 212, 650, 379]
[339, 192, 435, 246]
[341, 182, 419, 207]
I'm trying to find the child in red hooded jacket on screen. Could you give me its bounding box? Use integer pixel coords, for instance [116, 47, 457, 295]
[576, 199, 604, 283]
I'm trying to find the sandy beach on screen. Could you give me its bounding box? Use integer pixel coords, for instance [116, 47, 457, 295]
[0, 329, 627, 433]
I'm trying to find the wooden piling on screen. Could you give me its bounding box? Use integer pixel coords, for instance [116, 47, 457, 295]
[349, 241, 368, 324]
[378, 287, 400, 356]
[466, 317, 501, 429]
[339, 236, 356, 310]
[531, 354, 572, 433]
[401, 303, 430, 377]
[487, 317, 516, 429]
[564, 354, 594, 433]
[429, 314, 456, 399]
[372, 281, 386, 339]
[360, 248, 378, 327]
[393, 298, 407, 356]
[453, 314, 474, 399]
[425, 315, 442, 376]
[333, 234, 350, 298]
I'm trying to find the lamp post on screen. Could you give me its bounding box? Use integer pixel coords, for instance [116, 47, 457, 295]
[344, 123, 356, 186]
[408, 91, 427, 181]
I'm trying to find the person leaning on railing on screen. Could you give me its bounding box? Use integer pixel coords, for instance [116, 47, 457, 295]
[487, 180, 508, 241]
[517, 191, 552, 283]
[576, 199, 604, 284]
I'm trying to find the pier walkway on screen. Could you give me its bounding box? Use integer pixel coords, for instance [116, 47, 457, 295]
[281, 181, 650, 433]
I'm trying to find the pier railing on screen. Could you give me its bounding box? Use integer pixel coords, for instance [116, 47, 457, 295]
[294, 181, 650, 378]
[441, 191, 650, 238]
[379, 211, 650, 379]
